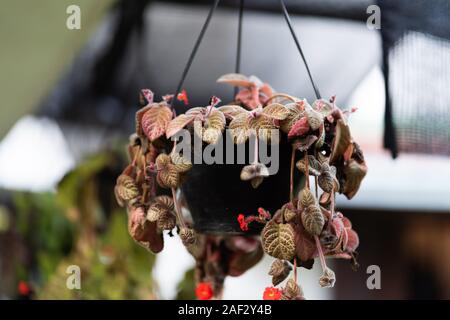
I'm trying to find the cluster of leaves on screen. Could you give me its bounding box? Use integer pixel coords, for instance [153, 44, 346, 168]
[116, 89, 265, 299]
[116, 73, 367, 299]
[115, 92, 195, 254]
[219, 75, 366, 297]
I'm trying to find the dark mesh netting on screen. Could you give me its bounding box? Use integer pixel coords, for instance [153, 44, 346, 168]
[379, 0, 450, 157]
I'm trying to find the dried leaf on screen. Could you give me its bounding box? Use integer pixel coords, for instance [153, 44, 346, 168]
[288, 117, 310, 139]
[343, 159, 367, 199]
[128, 207, 163, 253]
[261, 221, 296, 261]
[330, 119, 352, 163]
[141, 103, 173, 141]
[301, 205, 325, 237]
[166, 114, 195, 138]
[262, 103, 290, 120]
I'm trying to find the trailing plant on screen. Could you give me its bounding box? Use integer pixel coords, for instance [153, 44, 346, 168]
[115, 73, 367, 300]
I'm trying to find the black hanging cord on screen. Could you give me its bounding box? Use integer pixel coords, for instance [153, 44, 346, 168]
[234, 0, 245, 96]
[172, 0, 221, 108]
[279, 0, 322, 100]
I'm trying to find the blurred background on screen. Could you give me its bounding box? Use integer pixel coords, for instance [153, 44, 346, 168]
[1, 0, 450, 300]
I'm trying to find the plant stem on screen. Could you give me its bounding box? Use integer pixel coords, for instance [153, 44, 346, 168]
[294, 258, 298, 284]
[314, 235, 327, 272]
[330, 188, 335, 217]
[253, 136, 259, 164]
[304, 153, 310, 189]
[290, 147, 295, 202]
[313, 151, 319, 198]
[172, 187, 186, 229]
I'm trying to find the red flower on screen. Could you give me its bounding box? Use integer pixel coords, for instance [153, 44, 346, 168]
[263, 287, 282, 300]
[18, 281, 30, 296]
[237, 214, 249, 231]
[196, 282, 214, 300]
[177, 89, 189, 105]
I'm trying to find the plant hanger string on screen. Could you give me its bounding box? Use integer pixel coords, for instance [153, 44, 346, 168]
[172, 0, 322, 107]
[279, 0, 322, 100]
[234, 0, 245, 96]
[171, 0, 221, 109]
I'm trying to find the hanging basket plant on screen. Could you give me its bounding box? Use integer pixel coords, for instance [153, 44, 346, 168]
[114, 0, 367, 300]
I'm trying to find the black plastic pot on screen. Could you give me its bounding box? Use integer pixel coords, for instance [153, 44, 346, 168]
[181, 131, 299, 235]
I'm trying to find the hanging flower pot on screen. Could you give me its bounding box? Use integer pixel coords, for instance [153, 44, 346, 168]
[179, 76, 299, 235]
[114, 0, 368, 300]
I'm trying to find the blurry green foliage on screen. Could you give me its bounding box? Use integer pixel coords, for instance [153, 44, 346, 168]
[176, 268, 196, 300]
[9, 151, 157, 299]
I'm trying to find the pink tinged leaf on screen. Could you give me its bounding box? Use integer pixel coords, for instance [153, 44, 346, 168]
[288, 117, 310, 139]
[330, 217, 345, 240]
[236, 88, 259, 110]
[345, 229, 359, 252]
[209, 96, 221, 108]
[140, 89, 154, 104]
[166, 114, 195, 138]
[128, 207, 163, 253]
[342, 216, 352, 229]
[293, 223, 317, 262]
[217, 73, 253, 87]
[141, 105, 173, 141]
[259, 84, 274, 105]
